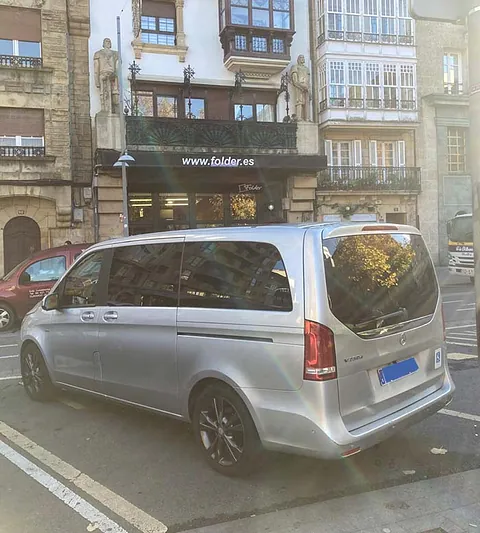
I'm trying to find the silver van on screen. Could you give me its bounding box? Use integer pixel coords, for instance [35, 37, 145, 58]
[20, 223, 454, 476]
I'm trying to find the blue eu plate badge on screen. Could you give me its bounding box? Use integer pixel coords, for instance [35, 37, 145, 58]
[434, 348, 442, 370]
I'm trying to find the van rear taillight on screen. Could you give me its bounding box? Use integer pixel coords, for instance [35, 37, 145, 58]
[362, 225, 398, 232]
[304, 320, 337, 381]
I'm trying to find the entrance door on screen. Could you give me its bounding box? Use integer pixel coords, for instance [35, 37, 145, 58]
[4, 216, 41, 273]
[386, 213, 407, 224]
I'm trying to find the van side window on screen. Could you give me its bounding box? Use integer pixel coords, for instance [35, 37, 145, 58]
[106, 243, 183, 307]
[20, 256, 66, 284]
[179, 241, 292, 311]
[60, 251, 104, 308]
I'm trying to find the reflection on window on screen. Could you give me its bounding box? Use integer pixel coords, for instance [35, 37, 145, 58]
[107, 243, 183, 307]
[137, 91, 154, 116]
[230, 193, 256, 220]
[179, 241, 292, 311]
[185, 98, 205, 119]
[447, 127, 467, 173]
[61, 251, 104, 308]
[196, 193, 224, 221]
[226, 0, 292, 30]
[157, 95, 177, 118]
[129, 193, 153, 222]
[18, 41, 41, 58]
[234, 104, 253, 120]
[256, 103, 274, 121]
[159, 193, 189, 229]
[23, 256, 66, 284]
[141, 15, 176, 46]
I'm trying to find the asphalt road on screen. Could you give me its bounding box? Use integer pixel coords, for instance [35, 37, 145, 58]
[0, 280, 479, 533]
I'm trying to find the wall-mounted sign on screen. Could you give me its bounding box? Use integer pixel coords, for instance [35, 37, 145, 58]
[238, 183, 263, 193]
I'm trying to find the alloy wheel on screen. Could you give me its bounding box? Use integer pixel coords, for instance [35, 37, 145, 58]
[22, 351, 44, 396]
[0, 307, 11, 330]
[198, 396, 245, 466]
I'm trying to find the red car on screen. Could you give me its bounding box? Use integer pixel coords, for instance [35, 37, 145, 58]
[0, 243, 90, 331]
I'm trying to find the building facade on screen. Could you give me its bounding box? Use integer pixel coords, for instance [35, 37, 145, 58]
[416, 18, 469, 265]
[0, 0, 93, 276]
[89, 0, 326, 241]
[311, 0, 421, 230]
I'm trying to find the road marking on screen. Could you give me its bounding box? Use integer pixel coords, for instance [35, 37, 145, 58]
[0, 440, 128, 533]
[0, 355, 19, 359]
[0, 344, 19, 349]
[59, 399, 85, 410]
[0, 421, 168, 533]
[457, 308, 475, 312]
[447, 341, 477, 347]
[447, 353, 478, 360]
[443, 300, 471, 304]
[440, 409, 480, 423]
[446, 324, 477, 330]
[0, 375, 22, 381]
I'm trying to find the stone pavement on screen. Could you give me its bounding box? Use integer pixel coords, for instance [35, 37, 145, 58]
[187, 468, 480, 533]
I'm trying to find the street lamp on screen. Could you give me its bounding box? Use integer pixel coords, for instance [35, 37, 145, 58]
[113, 151, 136, 237]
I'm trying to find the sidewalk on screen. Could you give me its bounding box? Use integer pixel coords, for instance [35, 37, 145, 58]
[436, 267, 472, 289]
[188, 468, 480, 533]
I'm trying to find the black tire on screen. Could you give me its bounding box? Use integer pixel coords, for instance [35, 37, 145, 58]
[21, 344, 56, 401]
[0, 302, 16, 332]
[192, 383, 262, 477]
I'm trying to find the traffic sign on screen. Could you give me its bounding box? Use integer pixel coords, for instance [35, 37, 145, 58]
[410, 0, 476, 22]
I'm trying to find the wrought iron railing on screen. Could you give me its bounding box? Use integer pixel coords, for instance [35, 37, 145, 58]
[0, 146, 45, 157]
[318, 30, 414, 46]
[0, 55, 42, 68]
[126, 117, 298, 150]
[444, 83, 464, 96]
[320, 98, 417, 111]
[318, 167, 421, 192]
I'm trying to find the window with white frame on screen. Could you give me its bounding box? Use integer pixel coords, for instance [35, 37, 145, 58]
[383, 64, 397, 109]
[327, 0, 343, 32]
[380, 0, 396, 42]
[141, 1, 176, 46]
[400, 65, 415, 109]
[365, 63, 381, 107]
[369, 140, 406, 167]
[447, 127, 467, 173]
[319, 62, 328, 106]
[363, 0, 379, 38]
[332, 141, 352, 166]
[397, 0, 413, 42]
[345, 0, 361, 35]
[444, 52, 462, 94]
[0, 136, 44, 147]
[329, 61, 346, 105]
[348, 62, 363, 106]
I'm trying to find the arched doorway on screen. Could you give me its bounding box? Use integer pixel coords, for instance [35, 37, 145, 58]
[3, 217, 41, 273]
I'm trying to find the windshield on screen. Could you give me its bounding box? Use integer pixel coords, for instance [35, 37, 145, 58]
[323, 233, 438, 335]
[450, 216, 473, 243]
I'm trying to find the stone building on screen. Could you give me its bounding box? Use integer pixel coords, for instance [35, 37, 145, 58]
[311, 0, 421, 229]
[89, 0, 326, 240]
[416, 18, 469, 265]
[0, 0, 93, 276]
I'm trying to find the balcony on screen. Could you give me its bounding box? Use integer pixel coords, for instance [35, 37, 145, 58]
[318, 167, 421, 193]
[444, 83, 464, 96]
[318, 30, 414, 46]
[219, 26, 294, 80]
[126, 117, 297, 150]
[0, 146, 46, 158]
[320, 98, 416, 111]
[0, 55, 43, 69]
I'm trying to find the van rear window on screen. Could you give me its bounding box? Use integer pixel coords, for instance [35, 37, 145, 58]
[323, 233, 438, 336]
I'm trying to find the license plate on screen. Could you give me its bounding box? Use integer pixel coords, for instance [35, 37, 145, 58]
[378, 357, 419, 386]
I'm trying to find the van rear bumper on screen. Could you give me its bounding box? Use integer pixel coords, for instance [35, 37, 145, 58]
[249, 371, 455, 460]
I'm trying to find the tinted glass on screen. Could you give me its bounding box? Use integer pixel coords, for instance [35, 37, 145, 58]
[450, 216, 473, 242]
[323, 233, 438, 336]
[22, 256, 66, 283]
[179, 241, 292, 311]
[107, 243, 183, 307]
[60, 251, 104, 308]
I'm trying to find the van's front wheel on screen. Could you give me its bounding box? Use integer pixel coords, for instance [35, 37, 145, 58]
[21, 344, 55, 401]
[192, 384, 262, 477]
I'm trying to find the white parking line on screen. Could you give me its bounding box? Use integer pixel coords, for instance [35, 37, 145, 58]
[0, 375, 21, 381]
[443, 300, 470, 304]
[447, 341, 477, 347]
[0, 440, 128, 533]
[446, 324, 477, 330]
[0, 355, 19, 359]
[0, 344, 19, 349]
[447, 353, 478, 361]
[0, 421, 168, 533]
[440, 409, 480, 423]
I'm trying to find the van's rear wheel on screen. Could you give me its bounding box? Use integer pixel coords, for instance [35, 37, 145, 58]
[0, 302, 15, 332]
[192, 384, 262, 477]
[21, 344, 55, 401]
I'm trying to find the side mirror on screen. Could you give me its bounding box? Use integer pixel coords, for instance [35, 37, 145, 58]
[19, 271, 31, 285]
[42, 293, 59, 311]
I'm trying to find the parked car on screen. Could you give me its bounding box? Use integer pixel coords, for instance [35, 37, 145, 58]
[0, 244, 90, 331]
[20, 224, 454, 476]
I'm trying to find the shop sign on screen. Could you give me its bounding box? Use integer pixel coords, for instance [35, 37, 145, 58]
[238, 183, 263, 193]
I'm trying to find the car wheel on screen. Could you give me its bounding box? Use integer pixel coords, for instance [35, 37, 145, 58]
[0, 302, 16, 332]
[21, 344, 56, 402]
[192, 383, 262, 477]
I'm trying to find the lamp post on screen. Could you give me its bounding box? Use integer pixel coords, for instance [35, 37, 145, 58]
[128, 60, 141, 116]
[183, 64, 195, 118]
[231, 70, 246, 120]
[113, 152, 135, 237]
[277, 71, 291, 119]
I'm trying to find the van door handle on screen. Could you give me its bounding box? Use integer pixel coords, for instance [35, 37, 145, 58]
[81, 311, 95, 322]
[103, 311, 118, 322]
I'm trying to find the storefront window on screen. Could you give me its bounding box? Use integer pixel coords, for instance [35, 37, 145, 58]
[159, 193, 190, 229]
[230, 193, 257, 220]
[196, 193, 224, 221]
[129, 193, 153, 223]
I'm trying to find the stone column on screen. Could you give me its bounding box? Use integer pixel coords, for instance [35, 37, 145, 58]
[283, 175, 317, 223]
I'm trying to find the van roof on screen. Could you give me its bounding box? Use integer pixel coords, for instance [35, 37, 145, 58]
[89, 223, 421, 250]
[30, 243, 91, 259]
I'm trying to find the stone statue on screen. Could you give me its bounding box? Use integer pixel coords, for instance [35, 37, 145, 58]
[94, 38, 120, 114]
[289, 54, 311, 121]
